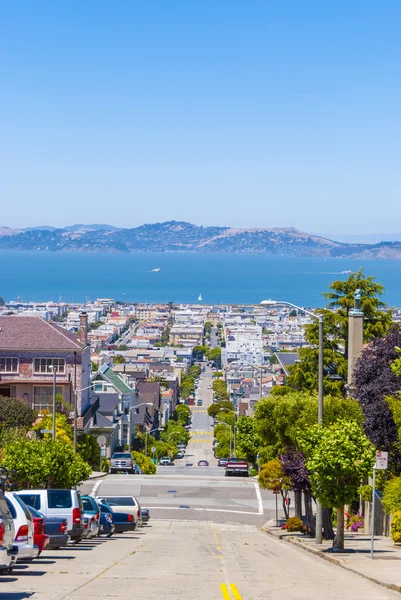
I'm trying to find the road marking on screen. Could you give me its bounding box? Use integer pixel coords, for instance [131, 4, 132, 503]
[145, 506, 261, 515]
[254, 481, 263, 515]
[220, 583, 231, 599]
[230, 584, 242, 599]
[90, 480, 102, 497]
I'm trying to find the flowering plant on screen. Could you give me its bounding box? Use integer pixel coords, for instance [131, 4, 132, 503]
[346, 513, 364, 532]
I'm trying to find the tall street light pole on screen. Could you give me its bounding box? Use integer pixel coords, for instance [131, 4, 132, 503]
[261, 299, 324, 544]
[145, 427, 162, 456]
[52, 365, 57, 441]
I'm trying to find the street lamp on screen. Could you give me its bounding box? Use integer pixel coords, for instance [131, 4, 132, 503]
[219, 408, 237, 456]
[216, 421, 232, 457]
[51, 365, 57, 441]
[128, 403, 153, 453]
[261, 298, 324, 544]
[145, 427, 162, 456]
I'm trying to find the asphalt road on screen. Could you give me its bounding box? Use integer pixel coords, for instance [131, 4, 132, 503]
[3, 371, 399, 598]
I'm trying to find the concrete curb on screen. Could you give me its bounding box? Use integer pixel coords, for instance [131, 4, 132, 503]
[261, 526, 401, 595]
[87, 472, 108, 480]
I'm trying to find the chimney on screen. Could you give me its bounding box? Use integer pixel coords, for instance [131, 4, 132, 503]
[79, 312, 88, 345]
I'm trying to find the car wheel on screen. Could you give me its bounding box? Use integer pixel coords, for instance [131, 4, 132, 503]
[99, 532, 113, 538]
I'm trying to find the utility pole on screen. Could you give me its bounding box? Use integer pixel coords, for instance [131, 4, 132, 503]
[52, 366, 57, 441]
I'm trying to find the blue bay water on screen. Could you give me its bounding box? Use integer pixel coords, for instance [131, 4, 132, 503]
[1, 251, 400, 307]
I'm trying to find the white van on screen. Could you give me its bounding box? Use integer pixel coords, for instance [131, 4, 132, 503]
[15, 489, 84, 543]
[5, 492, 37, 560]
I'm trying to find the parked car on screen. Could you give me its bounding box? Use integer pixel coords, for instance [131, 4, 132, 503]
[197, 399, 203, 406]
[0, 489, 17, 574]
[97, 502, 115, 538]
[81, 496, 100, 539]
[198, 460, 209, 467]
[97, 502, 136, 534]
[26, 506, 70, 550]
[217, 458, 229, 467]
[225, 458, 249, 477]
[23, 505, 49, 557]
[5, 492, 37, 560]
[141, 508, 150, 524]
[159, 457, 173, 466]
[109, 452, 135, 475]
[15, 489, 84, 543]
[96, 496, 142, 527]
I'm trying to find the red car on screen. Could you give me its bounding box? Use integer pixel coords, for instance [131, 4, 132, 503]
[28, 506, 50, 557]
[198, 460, 209, 467]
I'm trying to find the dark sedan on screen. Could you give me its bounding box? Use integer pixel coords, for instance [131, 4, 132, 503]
[27, 505, 70, 550]
[98, 502, 136, 533]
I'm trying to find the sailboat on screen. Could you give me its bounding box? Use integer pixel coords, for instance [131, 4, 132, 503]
[152, 268, 161, 272]
[198, 293, 203, 301]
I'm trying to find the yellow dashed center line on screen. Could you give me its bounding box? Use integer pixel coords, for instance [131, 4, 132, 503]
[230, 584, 242, 600]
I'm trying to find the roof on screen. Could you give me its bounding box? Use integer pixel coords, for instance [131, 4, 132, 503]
[0, 316, 84, 350]
[95, 364, 133, 394]
[137, 381, 160, 408]
[276, 352, 300, 375]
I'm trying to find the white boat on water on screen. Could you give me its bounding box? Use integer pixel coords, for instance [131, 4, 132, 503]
[152, 268, 161, 272]
[198, 294, 203, 301]
[342, 270, 352, 275]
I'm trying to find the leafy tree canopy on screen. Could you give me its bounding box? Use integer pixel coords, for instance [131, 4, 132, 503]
[0, 397, 35, 429]
[207, 401, 234, 419]
[235, 416, 260, 463]
[3, 438, 91, 489]
[298, 420, 375, 509]
[131, 450, 156, 474]
[113, 354, 126, 364]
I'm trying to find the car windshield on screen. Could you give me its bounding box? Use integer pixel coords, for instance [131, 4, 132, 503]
[102, 497, 136, 507]
[112, 453, 132, 459]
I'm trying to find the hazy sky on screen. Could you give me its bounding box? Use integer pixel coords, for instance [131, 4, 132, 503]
[1, 1, 400, 234]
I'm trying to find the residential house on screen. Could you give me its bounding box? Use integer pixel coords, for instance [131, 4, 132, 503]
[0, 314, 95, 433]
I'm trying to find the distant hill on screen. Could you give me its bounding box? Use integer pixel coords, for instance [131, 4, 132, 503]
[0, 220, 401, 259]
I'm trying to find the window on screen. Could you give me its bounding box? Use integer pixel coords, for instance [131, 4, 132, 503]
[17, 494, 41, 510]
[0, 357, 18, 373]
[33, 386, 62, 413]
[102, 496, 136, 507]
[33, 358, 65, 374]
[47, 490, 72, 509]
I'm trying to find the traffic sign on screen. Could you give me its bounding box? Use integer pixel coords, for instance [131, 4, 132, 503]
[151, 446, 156, 454]
[376, 451, 388, 470]
[97, 435, 107, 447]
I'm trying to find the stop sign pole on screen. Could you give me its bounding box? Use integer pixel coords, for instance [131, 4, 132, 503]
[371, 451, 388, 559]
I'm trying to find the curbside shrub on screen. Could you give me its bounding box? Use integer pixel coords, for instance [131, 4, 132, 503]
[285, 517, 305, 533]
[391, 511, 401, 544]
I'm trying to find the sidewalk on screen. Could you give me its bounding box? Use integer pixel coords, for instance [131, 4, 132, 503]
[262, 521, 401, 593]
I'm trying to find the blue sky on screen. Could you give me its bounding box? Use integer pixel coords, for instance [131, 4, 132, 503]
[1, 0, 400, 236]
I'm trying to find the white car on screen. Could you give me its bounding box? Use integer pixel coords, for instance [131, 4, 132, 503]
[96, 496, 142, 526]
[5, 492, 37, 560]
[0, 493, 17, 574]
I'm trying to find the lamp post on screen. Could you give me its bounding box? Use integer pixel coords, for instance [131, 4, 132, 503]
[73, 383, 95, 453]
[51, 365, 57, 441]
[261, 299, 324, 544]
[219, 408, 237, 456]
[128, 402, 153, 453]
[145, 427, 162, 456]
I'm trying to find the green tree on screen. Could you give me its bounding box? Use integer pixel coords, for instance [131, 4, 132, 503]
[3, 438, 91, 489]
[213, 371, 223, 378]
[193, 345, 208, 360]
[91, 360, 98, 372]
[258, 459, 291, 519]
[254, 390, 363, 457]
[214, 429, 232, 458]
[382, 476, 401, 514]
[207, 401, 234, 419]
[212, 379, 229, 402]
[323, 268, 392, 354]
[206, 348, 222, 368]
[175, 404, 191, 423]
[189, 365, 202, 379]
[298, 420, 375, 549]
[33, 412, 73, 444]
[149, 375, 170, 390]
[0, 397, 35, 429]
[269, 354, 278, 365]
[131, 450, 156, 474]
[113, 354, 126, 364]
[204, 322, 213, 334]
[77, 434, 100, 469]
[236, 416, 260, 464]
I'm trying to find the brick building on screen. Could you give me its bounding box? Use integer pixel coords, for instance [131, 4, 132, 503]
[0, 314, 94, 432]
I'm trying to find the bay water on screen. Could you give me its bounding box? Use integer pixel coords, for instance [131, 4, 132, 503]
[1, 251, 400, 308]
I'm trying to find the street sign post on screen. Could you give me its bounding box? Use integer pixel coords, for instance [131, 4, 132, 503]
[97, 436, 107, 472]
[151, 446, 156, 454]
[371, 451, 388, 559]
